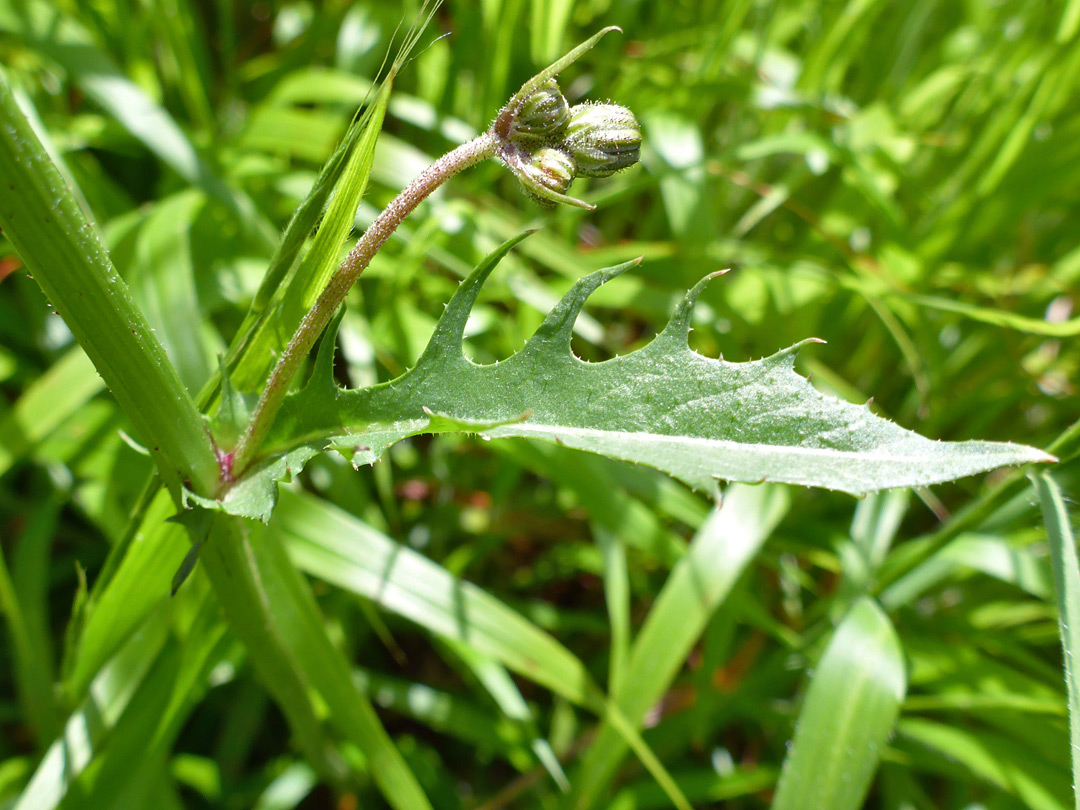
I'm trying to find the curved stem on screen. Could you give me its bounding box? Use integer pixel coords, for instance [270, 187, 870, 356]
[228, 133, 497, 483]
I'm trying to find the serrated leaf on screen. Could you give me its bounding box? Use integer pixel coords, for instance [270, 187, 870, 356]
[220, 234, 1052, 521]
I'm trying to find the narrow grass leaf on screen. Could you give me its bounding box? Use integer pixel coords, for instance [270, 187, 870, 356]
[603, 704, 692, 810]
[595, 524, 631, 694]
[569, 483, 789, 808]
[881, 532, 1053, 609]
[0, 545, 56, 744]
[15, 609, 171, 810]
[273, 489, 602, 707]
[0, 1, 275, 249]
[771, 598, 906, 810]
[274, 490, 689, 805]
[57, 591, 229, 810]
[353, 666, 526, 755]
[443, 640, 569, 790]
[609, 767, 777, 810]
[127, 191, 214, 392]
[0, 347, 104, 477]
[63, 490, 187, 699]
[229, 79, 392, 394]
[898, 718, 1071, 810]
[1034, 471, 1080, 810]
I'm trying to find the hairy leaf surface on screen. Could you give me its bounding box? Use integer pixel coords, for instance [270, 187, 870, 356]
[215, 234, 1051, 521]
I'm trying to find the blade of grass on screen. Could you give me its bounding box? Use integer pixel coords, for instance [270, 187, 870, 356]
[1034, 471, 1080, 810]
[56, 589, 230, 810]
[568, 483, 789, 808]
[897, 718, 1071, 810]
[128, 191, 214, 392]
[0, 347, 104, 478]
[227, 78, 392, 395]
[770, 598, 906, 810]
[2, 67, 334, 791]
[274, 489, 690, 808]
[875, 415, 1078, 595]
[274, 488, 603, 707]
[0, 543, 56, 745]
[63, 490, 188, 699]
[352, 666, 528, 755]
[881, 532, 1053, 609]
[15, 607, 172, 810]
[443, 640, 569, 791]
[594, 523, 631, 695]
[0, 0, 276, 250]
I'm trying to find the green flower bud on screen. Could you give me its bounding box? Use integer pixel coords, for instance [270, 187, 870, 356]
[563, 103, 641, 177]
[507, 79, 570, 144]
[514, 146, 577, 206]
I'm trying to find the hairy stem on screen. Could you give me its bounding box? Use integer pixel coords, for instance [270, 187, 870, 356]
[228, 132, 498, 482]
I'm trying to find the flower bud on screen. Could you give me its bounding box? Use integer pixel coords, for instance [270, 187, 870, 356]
[508, 79, 570, 144]
[515, 146, 577, 206]
[563, 103, 641, 177]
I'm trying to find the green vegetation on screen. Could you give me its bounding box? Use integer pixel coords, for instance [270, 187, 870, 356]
[1, 2, 1078, 809]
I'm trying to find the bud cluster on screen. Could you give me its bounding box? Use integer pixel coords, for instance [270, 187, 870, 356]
[493, 79, 641, 208]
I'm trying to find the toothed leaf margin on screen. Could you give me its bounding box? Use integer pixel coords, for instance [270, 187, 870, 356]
[211, 233, 1052, 521]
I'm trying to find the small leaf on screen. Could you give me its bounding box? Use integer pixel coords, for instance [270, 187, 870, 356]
[210, 356, 255, 448]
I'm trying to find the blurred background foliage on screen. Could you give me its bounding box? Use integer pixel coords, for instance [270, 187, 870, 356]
[1, 0, 1079, 808]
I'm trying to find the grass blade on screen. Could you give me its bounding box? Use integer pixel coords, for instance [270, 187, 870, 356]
[0, 347, 104, 478]
[273, 489, 603, 707]
[1034, 471, 1080, 810]
[897, 718, 1070, 810]
[0, 543, 56, 745]
[569, 483, 789, 808]
[228, 78, 393, 394]
[0, 1, 275, 250]
[770, 598, 906, 810]
[275, 489, 690, 807]
[15, 608, 171, 810]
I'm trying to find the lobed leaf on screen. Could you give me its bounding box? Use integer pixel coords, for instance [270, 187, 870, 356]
[216, 235, 1052, 521]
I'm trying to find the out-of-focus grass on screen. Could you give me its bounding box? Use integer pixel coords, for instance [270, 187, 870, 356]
[1, 1, 1078, 808]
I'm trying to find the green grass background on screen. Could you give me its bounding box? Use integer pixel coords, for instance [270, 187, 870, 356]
[1, 1, 1079, 808]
